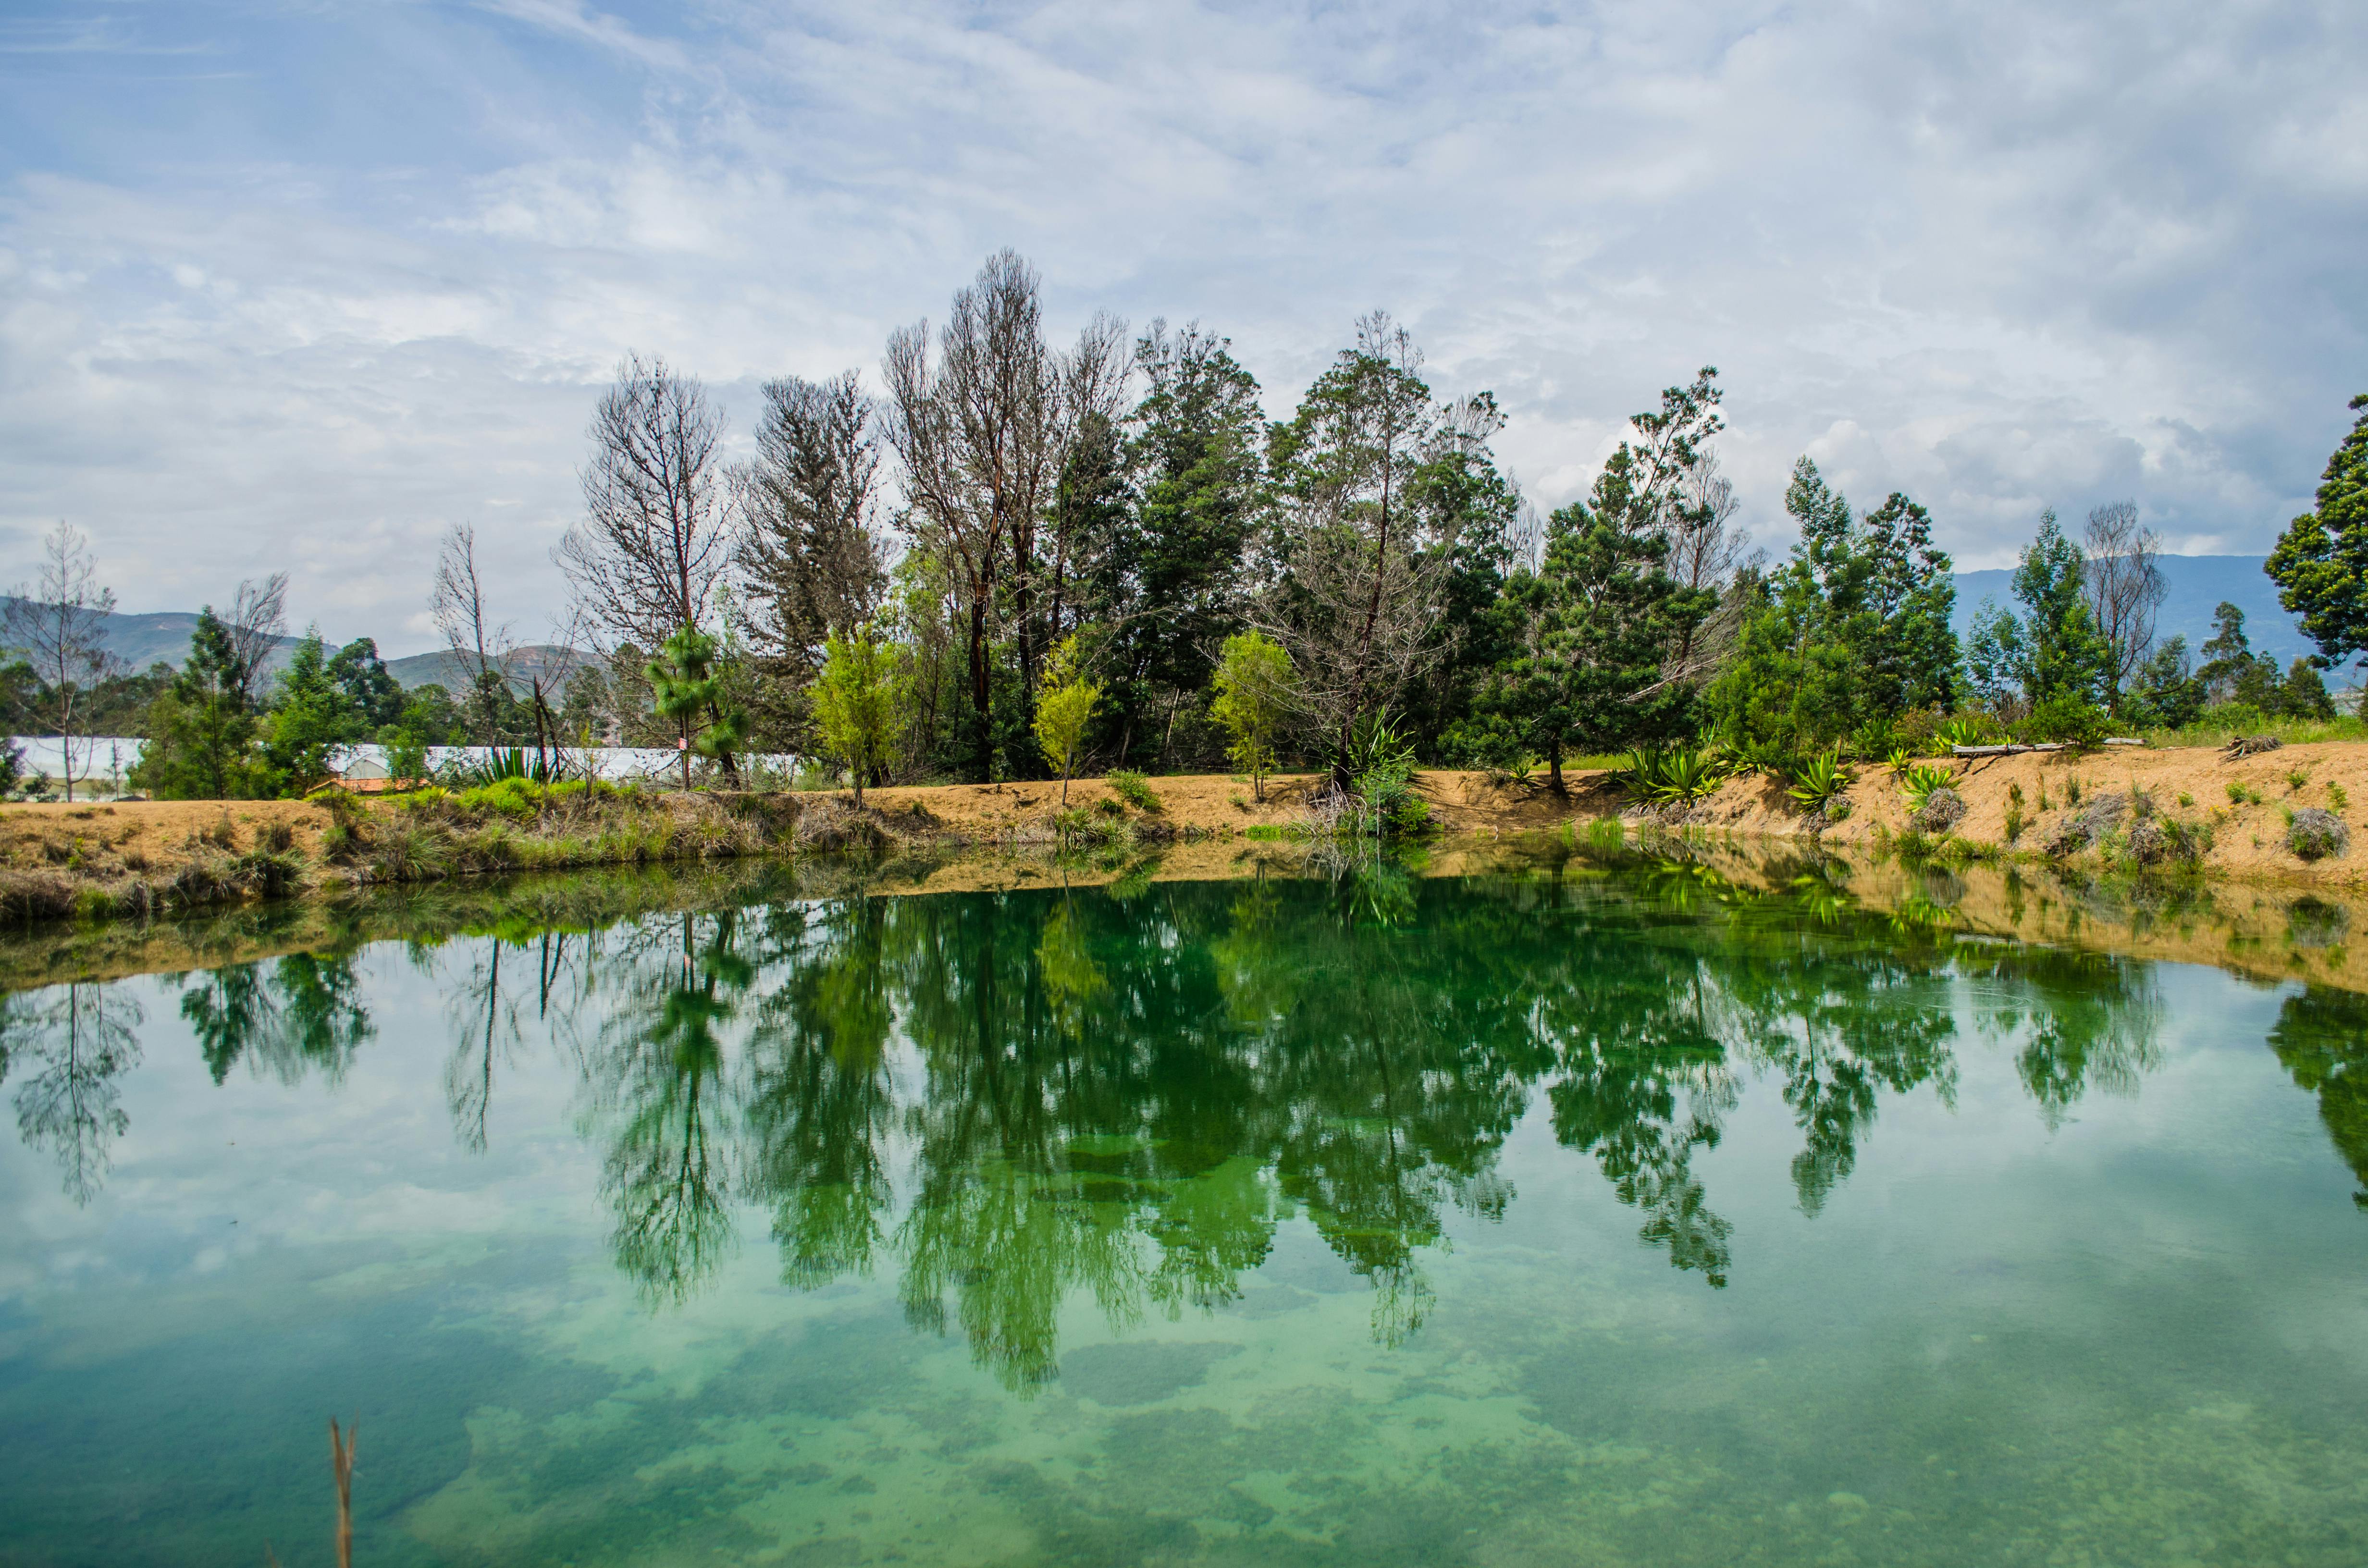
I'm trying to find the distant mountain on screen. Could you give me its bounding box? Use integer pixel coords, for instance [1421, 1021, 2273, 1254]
[0, 599, 596, 690]
[0, 600, 306, 674]
[1951, 554, 2312, 664]
[382, 645, 595, 691]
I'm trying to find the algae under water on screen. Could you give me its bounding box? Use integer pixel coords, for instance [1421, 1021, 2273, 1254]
[1, 848, 2365, 1566]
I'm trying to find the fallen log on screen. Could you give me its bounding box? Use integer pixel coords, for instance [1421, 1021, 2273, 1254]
[1950, 743, 2067, 757]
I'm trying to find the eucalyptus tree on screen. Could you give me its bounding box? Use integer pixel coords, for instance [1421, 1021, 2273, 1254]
[221, 572, 288, 710]
[431, 522, 519, 741]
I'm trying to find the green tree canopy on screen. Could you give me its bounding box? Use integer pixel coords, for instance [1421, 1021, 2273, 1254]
[1962, 510, 2112, 737]
[1705, 459, 1955, 751]
[130, 605, 276, 799]
[810, 625, 903, 807]
[2266, 392, 2368, 668]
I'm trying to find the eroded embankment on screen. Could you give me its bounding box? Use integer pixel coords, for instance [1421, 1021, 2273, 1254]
[1602, 741, 2368, 888]
[2, 739, 2366, 969]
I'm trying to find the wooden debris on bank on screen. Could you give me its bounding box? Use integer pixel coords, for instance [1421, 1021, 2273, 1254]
[1949, 737, 2146, 758]
[2222, 734, 2285, 759]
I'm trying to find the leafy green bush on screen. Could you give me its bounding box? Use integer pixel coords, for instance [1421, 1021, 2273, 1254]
[1104, 769, 1159, 812]
[2022, 693, 2109, 747]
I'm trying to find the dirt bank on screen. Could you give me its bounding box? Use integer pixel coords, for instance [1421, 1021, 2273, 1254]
[1588, 740, 2368, 888]
[833, 745, 2368, 888]
[2, 738, 2365, 927]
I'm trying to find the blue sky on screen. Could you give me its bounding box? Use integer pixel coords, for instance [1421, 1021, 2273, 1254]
[3, 0, 2363, 655]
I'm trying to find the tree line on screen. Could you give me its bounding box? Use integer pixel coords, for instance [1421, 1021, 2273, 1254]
[7, 248, 2364, 801]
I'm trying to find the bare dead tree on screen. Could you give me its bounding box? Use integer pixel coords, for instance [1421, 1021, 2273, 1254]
[2082, 500, 2166, 703]
[2, 522, 119, 800]
[735, 370, 888, 682]
[560, 354, 732, 649]
[1260, 521, 1448, 770]
[521, 607, 592, 781]
[222, 572, 288, 709]
[881, 250, 1123, 782]
[1660, 451, 1760, 683]
[431, 522, 517, 742]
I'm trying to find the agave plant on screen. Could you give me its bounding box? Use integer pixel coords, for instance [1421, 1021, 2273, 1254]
[1652, 747, 1725, 805]
[1935, 715, 2003, 750]
[1899, 763, 1957, 811]
[1617, 746, 1727, 806]
[1886, 747, 1916, 776]
[1785, 749, 1853, 811]
[1616, 747, 1667, 802]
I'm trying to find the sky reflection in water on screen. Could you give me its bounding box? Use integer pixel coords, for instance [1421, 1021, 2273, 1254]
[2, 854, 2366, 1567]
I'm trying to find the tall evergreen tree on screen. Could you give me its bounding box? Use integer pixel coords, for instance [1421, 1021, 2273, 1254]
[131, 606, 272, 800]
[1538, 447, 1716, 765]
[1705, 459, 1955, 749]
[261, 628, 361, 793]
[2266, 392, 2368, 669]
[1962, 510, 2112, 734]
[1108, 323, 1262, 709]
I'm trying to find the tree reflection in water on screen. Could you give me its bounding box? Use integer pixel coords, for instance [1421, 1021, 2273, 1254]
[2268, 984, 2368, 1209]
[18, 850, 2350, 1385]
[1, 983, 143, 1204]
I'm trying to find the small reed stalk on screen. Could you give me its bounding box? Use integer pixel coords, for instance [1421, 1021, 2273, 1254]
[329, 1418, 357, 1568]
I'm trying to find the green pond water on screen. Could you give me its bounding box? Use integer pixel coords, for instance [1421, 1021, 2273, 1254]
[2, 850, 2366, 1566]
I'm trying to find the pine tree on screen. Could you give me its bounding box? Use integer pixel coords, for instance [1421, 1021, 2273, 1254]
[132, 606, 273, 799]
[2267, 393, 2368, 669]
[645, 627, 746, 791]
[1704, 460, 1955, 750]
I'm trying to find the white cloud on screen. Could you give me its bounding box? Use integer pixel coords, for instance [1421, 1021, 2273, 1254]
[0, 0, 2361, 646]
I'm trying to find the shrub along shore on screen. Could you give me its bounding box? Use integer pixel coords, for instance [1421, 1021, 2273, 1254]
[2, 738, 2368, 929]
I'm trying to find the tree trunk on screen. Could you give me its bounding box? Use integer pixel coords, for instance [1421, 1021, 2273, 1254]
[966, 596, 993, 784]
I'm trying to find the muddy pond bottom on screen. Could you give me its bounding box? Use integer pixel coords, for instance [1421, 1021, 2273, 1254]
[2, 858, 2365, 1566]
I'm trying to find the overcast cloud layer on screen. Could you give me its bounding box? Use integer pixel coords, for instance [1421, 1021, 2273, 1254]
[2, 0, 2363, 655]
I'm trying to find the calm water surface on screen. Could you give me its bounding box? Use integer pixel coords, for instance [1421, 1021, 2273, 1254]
[2, 853, 2365, 1566]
